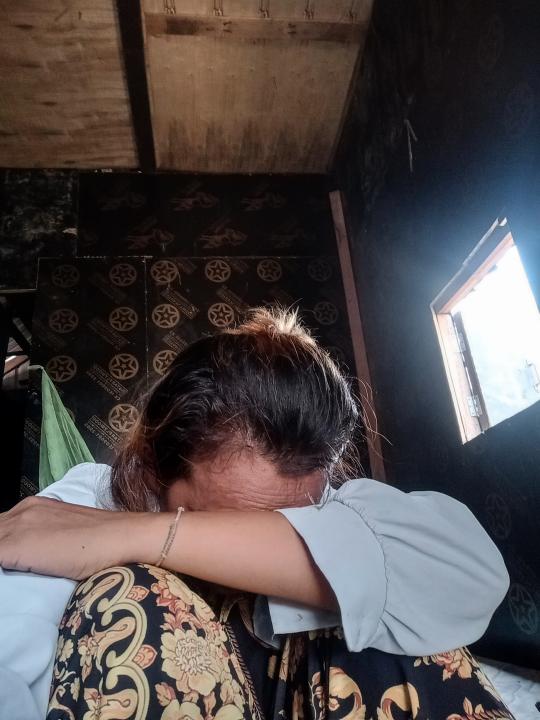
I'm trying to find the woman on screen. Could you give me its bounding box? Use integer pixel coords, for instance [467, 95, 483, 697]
[0, 307, 513, 720]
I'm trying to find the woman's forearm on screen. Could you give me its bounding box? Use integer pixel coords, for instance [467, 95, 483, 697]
[137, 509, 337, 611]
[0, 497, 336, 610]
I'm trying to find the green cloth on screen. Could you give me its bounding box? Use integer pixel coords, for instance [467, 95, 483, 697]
[38, 367, 94, 491]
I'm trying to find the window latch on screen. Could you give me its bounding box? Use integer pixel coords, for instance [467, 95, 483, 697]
[467, 394, 483, 417]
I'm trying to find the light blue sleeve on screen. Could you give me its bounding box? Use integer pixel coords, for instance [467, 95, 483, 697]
[0, 463, 112, 720]
[266, 478, 510, 655]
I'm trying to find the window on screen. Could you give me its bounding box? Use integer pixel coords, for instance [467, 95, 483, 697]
[431, 218, 540, 443]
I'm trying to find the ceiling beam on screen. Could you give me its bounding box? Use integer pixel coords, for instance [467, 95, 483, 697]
[145, 13, 367, 43]
[116, 0, 156, 172]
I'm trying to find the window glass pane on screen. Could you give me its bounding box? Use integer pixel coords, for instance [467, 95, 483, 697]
[452, 244, 540, 426]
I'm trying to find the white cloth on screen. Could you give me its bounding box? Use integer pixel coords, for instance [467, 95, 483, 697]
[269, 481, 510, 654]
[0, 464, 510, 720]
[0, 464, 112, 720]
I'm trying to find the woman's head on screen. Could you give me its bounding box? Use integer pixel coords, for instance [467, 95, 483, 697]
[111, 307, 360, 512]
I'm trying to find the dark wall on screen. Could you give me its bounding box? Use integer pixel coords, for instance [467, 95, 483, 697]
[0, 170, 77, 290]
[0, 171, 337, 291]
[17, 172, 364, 497]
[333, 0, 540, 667]
[78, 173, 337, 258]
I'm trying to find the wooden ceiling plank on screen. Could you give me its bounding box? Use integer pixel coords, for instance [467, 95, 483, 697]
[141, 0, 373, 173]
[0, 0, 136, 169]
[145, 26, 360, 173]
[1, 0, 373, 171]
[145, 13, 367, 43]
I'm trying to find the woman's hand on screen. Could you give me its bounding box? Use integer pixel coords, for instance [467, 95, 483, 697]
[0, 497, 167, 580]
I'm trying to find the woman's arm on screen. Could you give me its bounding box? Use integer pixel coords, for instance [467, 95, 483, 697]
[146, 508, 337, 609]
[0, 498, 337, 610]
[0, 475, 510, 654]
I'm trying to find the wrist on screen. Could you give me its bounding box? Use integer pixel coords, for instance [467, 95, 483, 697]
[123, 511, 173, 566]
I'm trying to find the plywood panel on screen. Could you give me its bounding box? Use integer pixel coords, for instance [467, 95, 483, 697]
[0, 1, 136, 168]
[143, 1, 372, 173]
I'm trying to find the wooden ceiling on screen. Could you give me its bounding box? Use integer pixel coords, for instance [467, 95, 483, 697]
[0, 1, 136, 168]
[0, 1, 373, 173]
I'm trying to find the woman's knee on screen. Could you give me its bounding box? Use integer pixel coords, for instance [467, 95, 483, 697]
[60, 563, 214, 636]
[49, 565, 252, 719]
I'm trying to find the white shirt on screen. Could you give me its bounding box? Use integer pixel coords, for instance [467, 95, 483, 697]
[0, 463, 510, 720]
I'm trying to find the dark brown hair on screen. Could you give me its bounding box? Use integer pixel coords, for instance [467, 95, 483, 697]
[111, 307, 360, 511]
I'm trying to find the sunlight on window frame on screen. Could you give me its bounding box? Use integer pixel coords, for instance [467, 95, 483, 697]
[431, 217, 540, 443]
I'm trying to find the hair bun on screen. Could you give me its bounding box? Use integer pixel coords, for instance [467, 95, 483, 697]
[229, 306, 317, 345]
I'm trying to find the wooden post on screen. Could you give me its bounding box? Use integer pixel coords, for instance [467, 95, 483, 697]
[329, 190, 386, 481]
[116, 0, 156, 172]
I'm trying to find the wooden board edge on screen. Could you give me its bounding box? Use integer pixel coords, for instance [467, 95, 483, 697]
[329, 189, 387, 481]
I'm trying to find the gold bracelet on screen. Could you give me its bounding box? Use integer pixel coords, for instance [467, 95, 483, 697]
[156, 506, 184, 568]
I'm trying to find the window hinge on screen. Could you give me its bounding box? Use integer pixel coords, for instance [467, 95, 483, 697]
[467, 394, 483, 417]
[456, 331, 467, 353]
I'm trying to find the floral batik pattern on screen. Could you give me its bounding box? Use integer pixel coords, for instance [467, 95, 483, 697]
[47, 564, 262, 720]
[265, 630, 515, 720]
[48, 564, 515, 720]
